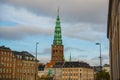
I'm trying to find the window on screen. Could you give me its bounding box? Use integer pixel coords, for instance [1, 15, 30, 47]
[4, 52, 6, 55]
[10, 52, 12, 56]
[24, 63, 26, 66]
[7, 58, 9, 61]
[26, 57, 28, 60]
[20, 56, 22, 59]
[4, 57, 6, 61]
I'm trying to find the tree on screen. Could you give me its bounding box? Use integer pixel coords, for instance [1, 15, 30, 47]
[95, 70, 110, 80]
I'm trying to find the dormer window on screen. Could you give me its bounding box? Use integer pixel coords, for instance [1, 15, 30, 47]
[17, 55, 20, 59]
[20, 56, 22, 59]
[26, 57, 28, 60]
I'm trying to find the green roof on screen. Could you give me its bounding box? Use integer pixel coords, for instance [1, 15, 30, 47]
[53, 9, 62, 45]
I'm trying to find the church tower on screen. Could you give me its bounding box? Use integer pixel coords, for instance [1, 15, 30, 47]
[51, 9, 64, 62]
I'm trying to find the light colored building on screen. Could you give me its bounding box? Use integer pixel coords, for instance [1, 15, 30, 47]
[54, 61, 94, 80]
[38, 61, 94, 80]
[107, 0, 120, 80]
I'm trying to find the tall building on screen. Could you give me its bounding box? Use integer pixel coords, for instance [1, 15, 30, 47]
[0, 46, 14, 80]
[0, 46, 38, 80]
[107, 0, 120, 80]
[12, 51, 38, 80]
[51, 9, 64, 62]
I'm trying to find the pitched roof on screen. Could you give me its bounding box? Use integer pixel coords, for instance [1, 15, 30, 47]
[12, 51, 38, 61]
[0, 46, 11, 51]
[45, 62, 55, 68]
[54, 61, 92, 68]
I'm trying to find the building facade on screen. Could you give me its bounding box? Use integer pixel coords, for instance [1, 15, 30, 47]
[13, 51, 38, 80]
[0, 46, 38, 80]
[54, 61, 94, 80]
[51, 9, 64, 62]
[107, 0, 120, 80]
[0, 46, 14, 80]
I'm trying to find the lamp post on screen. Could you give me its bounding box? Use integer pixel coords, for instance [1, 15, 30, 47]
[35, 42, 39, 80]
[96, 43, 102, 80]
[96, 43, 102, 71]
[36, 42, 39, 59]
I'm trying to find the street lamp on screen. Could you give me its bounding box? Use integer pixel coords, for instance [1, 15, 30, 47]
[96, 43, 102, 80]
[36, 42, 39, 59]
[35, 42, 39, 80]
[96, 43, 102, 72]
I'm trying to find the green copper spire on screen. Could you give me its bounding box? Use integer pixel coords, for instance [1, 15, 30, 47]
[53, 9, 62, 45]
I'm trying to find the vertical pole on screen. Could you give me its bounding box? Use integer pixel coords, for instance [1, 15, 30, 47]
[96, 43, 102, 80]
[100, 44, 102, 73]
[35, 42, 39, 80]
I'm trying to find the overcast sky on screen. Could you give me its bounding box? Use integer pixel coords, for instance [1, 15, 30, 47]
[0, 0, 109, 66]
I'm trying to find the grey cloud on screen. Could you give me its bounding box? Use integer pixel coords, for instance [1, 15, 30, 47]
[90, 54, 109, 66]
[65, 47, 86, 52]
[0, 1, 108, 42]
[38, 48, 51, 55]
[0, 24, 104, 42]
[0, 0, 109, 24]
[91, 54, 109, 60]
[37, 56, 51, 63]
[62, 22, 107, 42]
[0, 26, 53, 40]
[102, 54, 109, 60]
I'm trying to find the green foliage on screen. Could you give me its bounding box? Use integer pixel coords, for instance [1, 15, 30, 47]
[95, 70, 110, 80]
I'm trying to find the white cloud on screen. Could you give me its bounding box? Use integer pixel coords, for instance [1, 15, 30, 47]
[38, 56, 51, 63]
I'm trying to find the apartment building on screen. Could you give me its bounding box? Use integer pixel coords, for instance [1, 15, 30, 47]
[13, 51, 38, 80]
[0, 46, 38, 80]
[54, 61, 94, 80]
[0, 46, 14, 80]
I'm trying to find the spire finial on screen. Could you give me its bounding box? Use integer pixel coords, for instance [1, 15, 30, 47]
[57, 7, 60, 19]
[69, 52, 71, 62]
[58, 7, 59, 14]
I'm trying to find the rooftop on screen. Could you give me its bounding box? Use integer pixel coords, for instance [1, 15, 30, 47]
[0, 45, 11, 50]
[54, 61, 92, 68]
